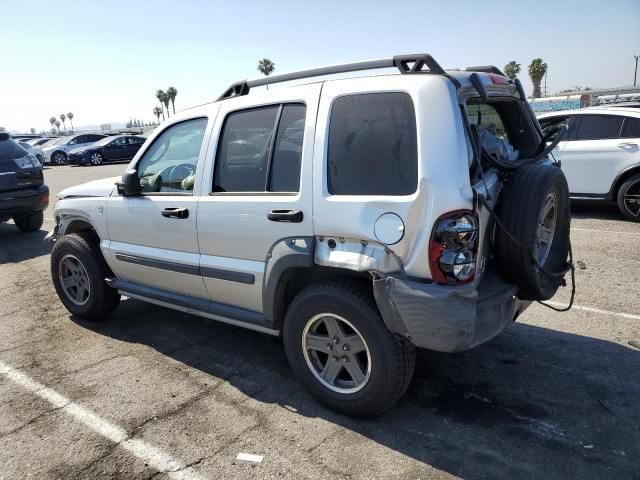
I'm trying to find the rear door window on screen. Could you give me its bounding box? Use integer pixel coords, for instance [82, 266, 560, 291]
[328, 92, 417, 195]
[214, 103, 306, 193]
[574, 115, 624, 140]
[621, 117, 640, 138]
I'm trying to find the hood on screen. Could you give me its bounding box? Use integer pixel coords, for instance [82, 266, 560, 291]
[58, 176, 119, 199]
[68, 146, 91, 155]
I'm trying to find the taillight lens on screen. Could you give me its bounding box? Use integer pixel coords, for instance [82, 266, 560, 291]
[429, 211, 479, 284]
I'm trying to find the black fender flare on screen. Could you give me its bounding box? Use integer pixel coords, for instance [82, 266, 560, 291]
[262, 237, 315, 327]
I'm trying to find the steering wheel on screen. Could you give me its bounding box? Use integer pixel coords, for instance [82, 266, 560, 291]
[166, 163, 195, 187]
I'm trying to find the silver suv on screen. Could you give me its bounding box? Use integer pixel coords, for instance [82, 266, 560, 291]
[47, 54, 572, 416]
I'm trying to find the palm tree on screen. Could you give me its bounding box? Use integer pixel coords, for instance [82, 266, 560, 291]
[528, 58, 548, 99]
[504, 61, 521, 81]
[166, 87, 178, 114]
[60, 114, 67, 133]
[67, 112, 74, 132]
[156, 89, 167, 119]
[54, 120, 61, 133]
[49, 117, 56, 133]
[257, 58, 275, 77]
[30, 128, 36, 134]
[153, 106, 162, 124]
[161, 93, 170, 119]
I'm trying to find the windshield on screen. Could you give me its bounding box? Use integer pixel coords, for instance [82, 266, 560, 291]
[45, 136, 70, 147]
[93, 136, 117, 147]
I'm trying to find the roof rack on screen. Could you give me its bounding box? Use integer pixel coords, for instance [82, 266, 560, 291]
[217, 54, 447, 101]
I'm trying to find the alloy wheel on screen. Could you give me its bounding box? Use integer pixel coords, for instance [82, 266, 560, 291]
[302, 313, 371, 394]
[535, 192, 557, 265]
[622, 179, 640, 218]
[90, 153, 103, 166]
[58, 254, 91, 306]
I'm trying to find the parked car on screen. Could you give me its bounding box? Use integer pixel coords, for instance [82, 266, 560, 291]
[47, 54, 571, 416]
[19, 141, 45, 166]
[67, 135, 146, 166]
[0, 132, 49, 232]
[43, 133, 106, 165]
[538, 107, 640, 221]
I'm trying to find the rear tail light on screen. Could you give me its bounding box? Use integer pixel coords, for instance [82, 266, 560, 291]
[428, 211, 479, 284]
[41, 192, 49, 206]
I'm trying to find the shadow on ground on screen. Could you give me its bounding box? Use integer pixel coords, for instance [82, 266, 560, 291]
[74, 298, 640, 479]
[570, 200, 627, 221]
[0, 223, 50, 264]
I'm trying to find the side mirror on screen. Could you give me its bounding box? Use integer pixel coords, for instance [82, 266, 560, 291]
[117, 169, 141, 196]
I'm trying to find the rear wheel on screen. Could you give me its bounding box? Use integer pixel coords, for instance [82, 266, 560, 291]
[51, 151, 67, 165]
[283, 280, 415, 417]
[51, 232, 120, 321]
[616, 173, 640, 222]
[13, 210, 43, 232]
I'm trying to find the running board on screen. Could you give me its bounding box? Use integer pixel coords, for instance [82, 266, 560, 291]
[106, 278, 279, 336]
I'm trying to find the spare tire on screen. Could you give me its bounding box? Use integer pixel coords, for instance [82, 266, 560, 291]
[493, 163, 570, 300]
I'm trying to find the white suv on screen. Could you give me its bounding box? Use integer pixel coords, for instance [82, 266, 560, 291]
[538, 107, 640, 221]
[47, 55, 572, 416]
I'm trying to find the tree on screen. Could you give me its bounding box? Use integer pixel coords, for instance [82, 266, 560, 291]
[30, 128, 36, 134]
[257, 58, 275, 77]
[67, 112, 74, 132]
[528, 58, 548, 99]
[153, 106, 162, 124]
[166, 87, 178, 114]
[504, 61, 521, 80]
[60, 113, 67, 133]
[49, 117, 57, 133]
[54, 120, 61, 133]
[156, 89, 168, 119]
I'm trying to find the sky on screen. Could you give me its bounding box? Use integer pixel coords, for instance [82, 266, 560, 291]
[1, 0, 639, 132]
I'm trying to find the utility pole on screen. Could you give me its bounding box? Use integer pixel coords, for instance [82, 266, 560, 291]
[634, 55, 639, 87]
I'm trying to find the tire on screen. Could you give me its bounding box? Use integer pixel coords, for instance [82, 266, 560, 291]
[616, 173, 640, 222]
[51, 232, 120, 321]
[89, 152, 103, 166]
[494, 163, 571, 301]
[283, 280, 415, 417]
[51, 151, 67, 165]
[13, 210, 44, 232]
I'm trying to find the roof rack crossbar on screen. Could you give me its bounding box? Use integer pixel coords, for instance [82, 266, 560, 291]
[217, 54, 447, 101]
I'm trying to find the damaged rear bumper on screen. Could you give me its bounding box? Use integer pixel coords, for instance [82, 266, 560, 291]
[373, 273, 529, 352]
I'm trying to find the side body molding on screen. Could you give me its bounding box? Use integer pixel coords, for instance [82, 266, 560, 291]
[262, 237, 315, 326]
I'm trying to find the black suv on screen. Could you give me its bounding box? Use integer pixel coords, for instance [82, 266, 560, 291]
[0, 132, 49, 232]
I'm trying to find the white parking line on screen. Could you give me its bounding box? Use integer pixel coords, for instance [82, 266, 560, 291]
[571, 227, 640, 237]
[0, 360, 204, 480]
[545, 302, 640, 321]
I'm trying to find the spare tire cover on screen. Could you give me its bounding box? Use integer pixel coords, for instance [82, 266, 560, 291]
[493, 163, 570, 301]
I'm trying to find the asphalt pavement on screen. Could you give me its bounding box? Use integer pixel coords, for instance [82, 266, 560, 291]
[0, 164, 638, 479]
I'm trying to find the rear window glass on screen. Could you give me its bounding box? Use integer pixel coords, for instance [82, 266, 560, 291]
[575, 115, 623, 140]
[621, 117, 640, 138]
[467, 104, 508, 140]
[0, 139, 28, 161]
[328, 93, 417, 195]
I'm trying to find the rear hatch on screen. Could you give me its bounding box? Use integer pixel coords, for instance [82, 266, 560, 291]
[0, 134, 44, 192]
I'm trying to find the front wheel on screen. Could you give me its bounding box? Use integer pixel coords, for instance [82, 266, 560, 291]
[283, 280, 415, 417]
[51, 232, 120, 321]
[90, 152, 103, 166]
[617, 173, 640, 222]
[51, 151, 67, 165]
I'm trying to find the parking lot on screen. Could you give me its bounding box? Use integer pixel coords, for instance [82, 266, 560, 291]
[1, 164, 639, 479]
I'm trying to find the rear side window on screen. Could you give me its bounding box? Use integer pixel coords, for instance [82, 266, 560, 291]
[328, 93, 417, 195]
[214, 103, 306, 193]
[574, 115, 623, 140]
[621, 117, 640, 138]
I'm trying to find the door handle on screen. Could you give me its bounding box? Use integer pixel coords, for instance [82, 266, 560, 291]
[267, 209, 303, 223]
[162, 207, 189, 219]
[618, 142, 638, 149]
